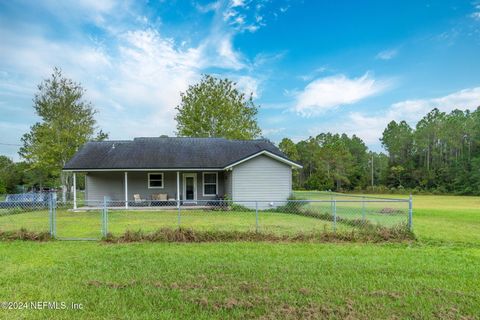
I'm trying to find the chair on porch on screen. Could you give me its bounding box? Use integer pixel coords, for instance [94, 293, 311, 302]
[151, 193, 168, 206]
[133, 194, 148, 207]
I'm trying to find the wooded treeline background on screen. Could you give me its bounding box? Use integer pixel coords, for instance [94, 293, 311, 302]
[279, 107, 480, 195]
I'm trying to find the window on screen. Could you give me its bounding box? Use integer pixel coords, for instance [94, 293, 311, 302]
[148, 173, 164, 188]
[203, 172, 218, 196]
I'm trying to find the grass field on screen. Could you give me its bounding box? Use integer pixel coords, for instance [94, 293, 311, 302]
[0, 192, 479, 319]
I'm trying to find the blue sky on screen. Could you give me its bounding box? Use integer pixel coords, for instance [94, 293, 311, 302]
[1, 0, 480, 160]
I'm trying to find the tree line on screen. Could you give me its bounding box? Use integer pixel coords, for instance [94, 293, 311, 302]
[279, 107, 480, 195]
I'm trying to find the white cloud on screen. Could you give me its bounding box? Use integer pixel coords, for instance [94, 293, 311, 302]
[375, 49, 398, 60]
[219, 0, 293, 34]
[234, 75, 260, 98]
[0, 27, 198, 139]
[313, 87, 480, 146]
[199, 32, 246, 70]
[106, 29, 203, 134]
[471, 3, 480, 21]
[262, 127, 285, 136]
[293, 72, 391, 116]
[195, 1, 222, 13]
[230, 0, 246, 8]
[298, 66, 328, 81]
[387, 87, 480, 121]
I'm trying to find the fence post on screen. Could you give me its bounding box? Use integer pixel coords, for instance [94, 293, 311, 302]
[177, 200, 181, 228]
[49, 193, 53, 238]
[255, 201, 259, 233]
[362, 196, 366, 222]
[52, 193, 56, 239]
[333, 200, 337, 233]
[105, 200, 108, 237]
[101, 198, 104, 237]
[330, 191, 334, 217]
[102, 196, 108, 238]
[408, 194, 413, 231]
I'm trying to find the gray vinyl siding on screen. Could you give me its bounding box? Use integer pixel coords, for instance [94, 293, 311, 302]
[85, 171, 224, 202]
[231, 155, 292, 207]
[224, 171, 232, 198]
[85, 172, 124, 203]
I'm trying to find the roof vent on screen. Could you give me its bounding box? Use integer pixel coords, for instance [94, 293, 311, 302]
[112, 143, 115, 149]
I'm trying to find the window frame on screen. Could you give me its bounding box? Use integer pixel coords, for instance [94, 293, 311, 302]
[202, 172, 218, 196]
[148, 172, 164, 189]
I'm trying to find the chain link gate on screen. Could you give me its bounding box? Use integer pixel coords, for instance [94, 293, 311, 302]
[49, 194, 106, 240]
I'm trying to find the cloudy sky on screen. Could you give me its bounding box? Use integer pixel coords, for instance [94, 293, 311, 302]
[1, 0, 480, 160]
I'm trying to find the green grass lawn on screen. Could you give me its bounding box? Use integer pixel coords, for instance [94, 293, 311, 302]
[0, 242, 478, 319]
[0, 192, 479, 319]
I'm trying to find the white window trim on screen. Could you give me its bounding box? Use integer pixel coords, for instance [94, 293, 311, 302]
[202, 172, 218, 196]
[148, 172, 164, 189]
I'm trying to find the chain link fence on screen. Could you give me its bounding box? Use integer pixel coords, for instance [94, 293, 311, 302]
[0, 192, 412, 240]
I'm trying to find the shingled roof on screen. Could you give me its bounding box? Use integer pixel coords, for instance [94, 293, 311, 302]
[63, 137, 301, 170]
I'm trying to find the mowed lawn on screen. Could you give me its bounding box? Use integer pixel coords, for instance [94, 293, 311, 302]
[0, 242, 479, 319]
[0, 192, 479, 319]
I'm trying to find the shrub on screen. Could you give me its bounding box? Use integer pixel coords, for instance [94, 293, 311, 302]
[0, 228, 51, 241]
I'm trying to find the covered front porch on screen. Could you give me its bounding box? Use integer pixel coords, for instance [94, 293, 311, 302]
[71, 170, 229, 210]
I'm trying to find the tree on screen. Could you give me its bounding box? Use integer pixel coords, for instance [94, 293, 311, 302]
[175, 75, 261, 139]
[279, 138, 300, 188]
[381, 121, 413, 166]
[279, 138, 299, 161]
[0, 156, 14, 191]
[0, 156, 20, 193]
[0, 178, 5, 194]
[369, 152, 389, 187]
[19, 67, 107, 198]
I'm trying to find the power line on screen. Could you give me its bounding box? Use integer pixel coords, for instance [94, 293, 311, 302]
[0, 142, 22, 147]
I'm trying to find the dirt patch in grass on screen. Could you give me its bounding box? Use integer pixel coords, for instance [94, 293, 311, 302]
[259, 301, 360, 320]
[86, 279, 139, 289]
[87, 279, 210, 292]
[239, 281, 258, 293]
[432, 306, 476, 320]
[103, 227, 414, 244]
[193, 296, 256, 311]
[298, 287, 313, 296]
[369, 290, 402, 300]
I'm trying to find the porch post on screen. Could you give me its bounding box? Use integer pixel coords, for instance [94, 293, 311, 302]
[73, 172, 77, 210]
[176, 171, 180, 208]
[124, 172, 128, 209]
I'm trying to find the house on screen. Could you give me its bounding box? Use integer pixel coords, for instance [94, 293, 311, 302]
[63, 137, 302, 209]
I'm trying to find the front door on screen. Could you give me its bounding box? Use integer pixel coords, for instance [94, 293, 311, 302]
[183, 173, 197, 203]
